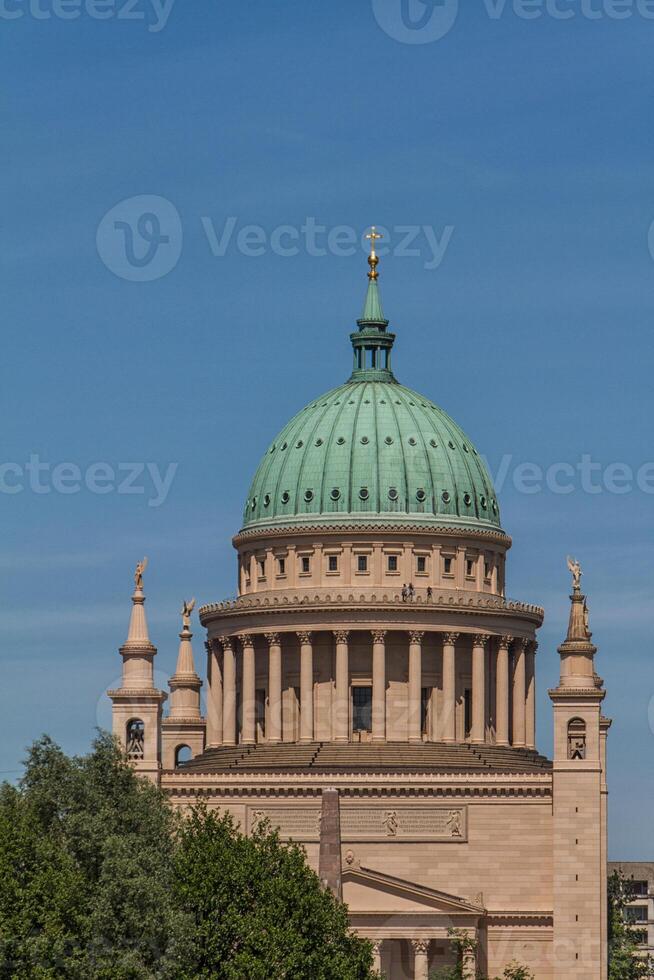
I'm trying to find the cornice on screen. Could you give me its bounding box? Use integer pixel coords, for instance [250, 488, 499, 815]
[161, 770, 552, 799]
[233, 521, 512, 549]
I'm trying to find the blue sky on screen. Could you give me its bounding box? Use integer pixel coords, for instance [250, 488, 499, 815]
[2, 0, 653, 857]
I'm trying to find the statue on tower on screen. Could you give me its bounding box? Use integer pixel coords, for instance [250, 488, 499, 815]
[134, 557, 148, 590]
[181, 597, 196, 629]
[566, 555, 582, 592]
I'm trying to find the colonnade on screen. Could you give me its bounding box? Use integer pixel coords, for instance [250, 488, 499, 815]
[205, 630, 537, 749]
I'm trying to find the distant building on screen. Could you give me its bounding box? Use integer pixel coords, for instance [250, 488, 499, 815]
[609, 862, 654, 967]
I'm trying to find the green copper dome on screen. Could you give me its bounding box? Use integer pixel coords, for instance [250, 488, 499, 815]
[241, 267, 502, 535]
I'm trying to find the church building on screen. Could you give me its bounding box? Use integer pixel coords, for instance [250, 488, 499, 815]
[108, 240, 610, 979]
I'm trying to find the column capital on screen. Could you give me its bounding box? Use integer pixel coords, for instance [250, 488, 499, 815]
[529, 639, 539, 654]
[297, 630, 313, 644]
[333, 630, 350, 643]
[473, 633, 491, 647]
[218, 635, 234, 652]
[408, 630, 425, 644]
[239, 633, 255, 649]
[442, 631, 460, 646]
[371, 629, 387, 643]
[498, 634, 514, 650]
[411, 939, 430, 954]
[513, 636, 528, 653]
[264, 632, 280, 646]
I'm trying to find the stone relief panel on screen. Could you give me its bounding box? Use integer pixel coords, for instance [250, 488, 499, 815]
[246, 804, 467, 842]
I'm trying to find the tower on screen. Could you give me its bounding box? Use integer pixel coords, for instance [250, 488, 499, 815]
[161, 600, 205, 768]
[549, 558, 609, 979]
[108, 559, 167, 784]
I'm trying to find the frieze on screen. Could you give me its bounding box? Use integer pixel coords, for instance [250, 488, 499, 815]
[247, 804, 467, 842]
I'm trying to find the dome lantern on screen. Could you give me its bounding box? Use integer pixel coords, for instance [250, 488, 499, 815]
[349, 227, 396, 381]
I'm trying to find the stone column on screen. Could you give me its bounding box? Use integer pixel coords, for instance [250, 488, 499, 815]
[462, 935, 477, 980]
[371, 630, 387, 743]
[408, 631, 424, 743]
[297, 631, 314, 743]
[441, 632, 459, 742]
[411, 939, 430, 980]
[512, 638, 527, 748]
[205, 639, 223, 747]
[333, 630, 350, 743]
[265, 632, 282, 744]
[371, 941, 382, 974]
[525, 640, 537, 749]
[471, 634, 489, 744]
[221, 636, 236, 746]
[495, 635, 512, 747]
[240, 634, 256, 745]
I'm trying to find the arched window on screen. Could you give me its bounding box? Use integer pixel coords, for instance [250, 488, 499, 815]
[126, 719, 145, 760]
[175, 745, 192, 767]
[567, 717, 586, 760]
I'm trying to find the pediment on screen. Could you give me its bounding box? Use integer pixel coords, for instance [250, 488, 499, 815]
[342, 866, 484, 916]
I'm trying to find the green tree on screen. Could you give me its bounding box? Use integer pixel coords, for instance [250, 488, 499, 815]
[0, 734, 181, 979]
[167, 805, 376, 980]
[0, 735, 377, 979]
[608, 870, 653, 980]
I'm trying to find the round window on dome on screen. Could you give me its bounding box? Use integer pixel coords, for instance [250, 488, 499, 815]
[251, 497, 257, 510]
[463, 493, 472, 506]
[264, 494, 271, 507]
[281, 442, 287, 451]
[269, 445, 276, 454]
[385, 436, 393, 445]
[408, 437, 417, 446]
[492, 500, 498, 514]
[296, 440, 303, 449]
[416, 489, 427, 503]
[360, 436, 369, 445]
[441, 490, 451, 504]
[315, 438, 323, 447]
[359, 487, 369, 501]
[388, 487, 399, 501]
[281, 491, 290, 504]
[330, 488, 341, 501]
[480, 495, 487, 509]
[430, 439, 438, 448]
[448, 441, 456, 450]
[463, 443, 469, 453]
[336, 437, 346, 445]
[304, 490, 314, 503]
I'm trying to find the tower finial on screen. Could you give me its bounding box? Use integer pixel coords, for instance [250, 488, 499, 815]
[365, 226, 383, 280]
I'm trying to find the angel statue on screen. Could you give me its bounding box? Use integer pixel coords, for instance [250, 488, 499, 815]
[181, 597, 196, 629]
[566, 555, 582, 591]
[134, 557, 148, 590]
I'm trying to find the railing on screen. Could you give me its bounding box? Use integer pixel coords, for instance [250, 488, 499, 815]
[199, 588, 544, 619]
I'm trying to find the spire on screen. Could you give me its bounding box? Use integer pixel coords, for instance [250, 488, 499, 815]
[349, 227, 395, 380]
[125, 557, 153, 647]
[167, 600, 202, 720]
[556, 557, 601, 691]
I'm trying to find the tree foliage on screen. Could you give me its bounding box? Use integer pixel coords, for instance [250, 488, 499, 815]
[0, 735, 375, 979]
[608, 870, 653, 980]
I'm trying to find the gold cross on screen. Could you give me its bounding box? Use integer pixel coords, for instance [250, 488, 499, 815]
[366, 226, 383, 256]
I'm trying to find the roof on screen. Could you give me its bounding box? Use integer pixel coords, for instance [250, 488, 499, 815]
[176, 741, 552, 776]
[241, 267, 502, 535]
